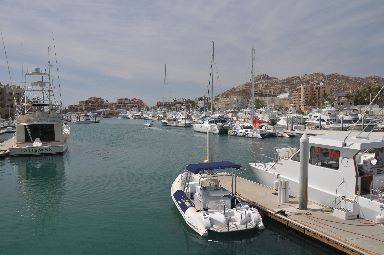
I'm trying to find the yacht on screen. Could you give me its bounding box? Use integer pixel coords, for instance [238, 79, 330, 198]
[167, 112, 192, 127]
[193, 114, 231, 134]
[8, 67, 70, 156]
[250, 131, 384, 222]
[171, 161, 264, 236]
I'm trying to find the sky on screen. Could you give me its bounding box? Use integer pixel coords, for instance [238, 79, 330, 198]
[0, 0, 383, 106]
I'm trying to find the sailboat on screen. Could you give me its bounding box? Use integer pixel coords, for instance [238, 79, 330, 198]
[193, 41, 230, 135]
[171, 125, 264, 236]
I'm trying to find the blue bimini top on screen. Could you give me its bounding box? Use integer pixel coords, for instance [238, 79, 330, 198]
[185, 161, 241, 174]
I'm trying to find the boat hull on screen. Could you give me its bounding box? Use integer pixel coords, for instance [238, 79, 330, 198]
[9, 143, 68, 156]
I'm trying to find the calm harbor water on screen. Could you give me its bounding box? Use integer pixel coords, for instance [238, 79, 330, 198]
[0, 119, 341, 255]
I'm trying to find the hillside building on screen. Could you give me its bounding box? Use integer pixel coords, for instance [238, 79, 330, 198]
[290, 83, 331, 112]
[0, 83, 23, 119]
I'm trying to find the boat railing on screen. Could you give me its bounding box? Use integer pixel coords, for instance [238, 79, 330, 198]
[333, 178, 346, 208]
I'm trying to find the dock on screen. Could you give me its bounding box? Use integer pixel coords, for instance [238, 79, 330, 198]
[218, 175, 384, 255]
[0, 136, 13, 158]
[284, 129, 353, 136]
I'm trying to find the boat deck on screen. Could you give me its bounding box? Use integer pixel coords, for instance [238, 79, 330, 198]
[217, 175, 384, 255]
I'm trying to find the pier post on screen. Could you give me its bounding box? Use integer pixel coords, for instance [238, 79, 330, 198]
[290, 116, 294, 131]
[286, 115, 289, 130]
[207, 125, 213, 162]
[299, 132, 309, 210]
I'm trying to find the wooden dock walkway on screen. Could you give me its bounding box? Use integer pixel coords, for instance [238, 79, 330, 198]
[217, 175, 384, 255]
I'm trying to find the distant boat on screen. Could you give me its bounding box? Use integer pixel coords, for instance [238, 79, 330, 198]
[144, 118, 152, 127]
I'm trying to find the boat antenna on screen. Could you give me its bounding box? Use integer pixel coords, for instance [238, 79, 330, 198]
[343, 84, 384, 145]
[251, 47, 255, 124]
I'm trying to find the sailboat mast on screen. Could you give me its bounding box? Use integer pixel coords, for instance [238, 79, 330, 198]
[210, 41, 214, 113]
[251, 47, 255, 122]
[163, 64, 166, 108]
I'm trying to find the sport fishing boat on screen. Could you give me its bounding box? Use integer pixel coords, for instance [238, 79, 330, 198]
[171, 161, 264, 236]
[8, 67, 70, 156]
[250, 131, 384, 222]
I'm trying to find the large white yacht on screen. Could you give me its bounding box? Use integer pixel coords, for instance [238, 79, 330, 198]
[171, 161, 264, 236]
[8, 67, 70, 156]
[250, 131, 384, 222]
[193, 114, 231, 135]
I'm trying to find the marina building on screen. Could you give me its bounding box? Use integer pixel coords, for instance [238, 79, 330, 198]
[290, 83, 331, 112]
[67, 96, 147, 113]
[0, 83, 23, 119]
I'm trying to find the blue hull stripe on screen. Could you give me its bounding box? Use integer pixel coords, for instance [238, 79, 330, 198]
[173, 190, 190, 213]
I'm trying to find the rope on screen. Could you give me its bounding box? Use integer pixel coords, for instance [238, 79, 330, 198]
[51, 32, 62, 112]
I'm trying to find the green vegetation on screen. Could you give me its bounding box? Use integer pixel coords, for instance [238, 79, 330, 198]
[347, 85, 384, 105]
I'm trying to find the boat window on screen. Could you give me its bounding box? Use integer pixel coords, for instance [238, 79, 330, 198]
[310, 146, 340, 170]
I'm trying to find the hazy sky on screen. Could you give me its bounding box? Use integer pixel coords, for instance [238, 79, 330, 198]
[0, 0, 383, 106]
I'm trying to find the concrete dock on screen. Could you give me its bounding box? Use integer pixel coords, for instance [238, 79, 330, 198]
[0, 136, 13, 157]
[218, 175, 384, 255]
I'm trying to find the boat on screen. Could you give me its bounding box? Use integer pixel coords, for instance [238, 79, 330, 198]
[73, 113, 96, 124]
[228, 122, 263, 138]
[171, 161, 264, 236]
[167, 112, 192, 127]
[117, 112, 131, 119]
[249, 131, 384, 222]
[8, 67, 70, 156]
[193, 114, 231, 134]
[144, 118, 152, 127]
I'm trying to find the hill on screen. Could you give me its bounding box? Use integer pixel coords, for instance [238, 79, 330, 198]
[214, 73, 384, 110]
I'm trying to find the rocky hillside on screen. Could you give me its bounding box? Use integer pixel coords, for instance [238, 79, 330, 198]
[215, 73, 384, 109]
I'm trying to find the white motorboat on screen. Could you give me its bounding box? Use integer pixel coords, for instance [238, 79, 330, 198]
[8, 67, 70, 156]
[167, 113, 192, 127]
[171, 161, 264, 236]
[193, 114, 231, 135]
[144, 118, 152, 127]
[250, 131, 384, 222]
[228, 122, 265, 138]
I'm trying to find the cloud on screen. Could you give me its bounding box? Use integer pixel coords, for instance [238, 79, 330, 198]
[0, 0, 383, 105]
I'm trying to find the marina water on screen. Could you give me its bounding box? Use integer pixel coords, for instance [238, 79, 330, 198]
[0, 119, 340, 254]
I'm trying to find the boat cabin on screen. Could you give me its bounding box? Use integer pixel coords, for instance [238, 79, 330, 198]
[278, 132, 384, 220]
[184, 161, 241, 212]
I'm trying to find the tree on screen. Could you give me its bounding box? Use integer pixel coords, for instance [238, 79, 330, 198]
[254, 98, 265, 109]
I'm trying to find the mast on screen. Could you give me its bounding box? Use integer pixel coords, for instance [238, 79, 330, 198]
[210, 41, 214, 113]
[48, 46, 52, 108]
[251, 47, 255, 122]
[163, 64, 166, 108]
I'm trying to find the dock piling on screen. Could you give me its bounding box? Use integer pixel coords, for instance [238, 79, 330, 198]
[299, 132, 309, 210]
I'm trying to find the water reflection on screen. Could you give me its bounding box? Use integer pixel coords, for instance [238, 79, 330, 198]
[10, 156, 66, 222]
